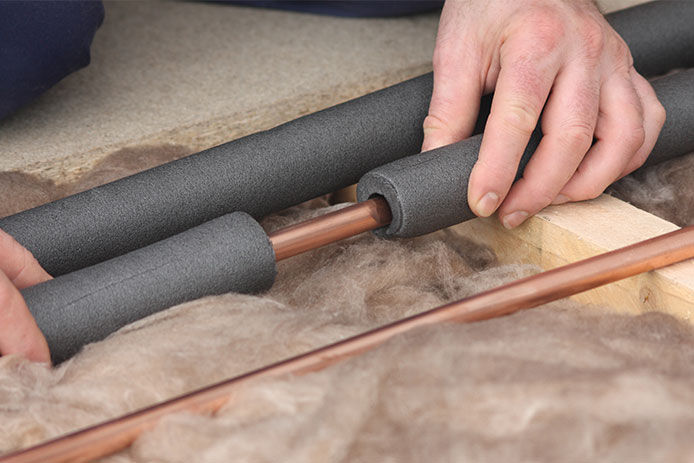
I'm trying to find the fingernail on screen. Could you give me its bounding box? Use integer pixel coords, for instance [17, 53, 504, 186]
[474, 192, 499, 217]
[502, 211, 529, 229]
[552, 194, 570, 205]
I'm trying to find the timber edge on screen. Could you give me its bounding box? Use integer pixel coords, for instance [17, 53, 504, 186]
[448, 194, 694, 322]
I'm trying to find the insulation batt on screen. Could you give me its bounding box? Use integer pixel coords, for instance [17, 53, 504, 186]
[3, 194, 694, 462]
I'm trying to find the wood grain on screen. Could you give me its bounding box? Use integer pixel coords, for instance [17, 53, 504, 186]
[449, 194, 694, 321]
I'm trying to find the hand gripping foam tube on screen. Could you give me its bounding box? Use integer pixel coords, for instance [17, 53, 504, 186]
[357, 69, 694, 238]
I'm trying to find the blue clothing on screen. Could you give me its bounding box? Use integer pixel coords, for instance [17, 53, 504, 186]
[0, 1, 442, 120]
[0, 1, 104, 120]
[226, 1, 443, 18]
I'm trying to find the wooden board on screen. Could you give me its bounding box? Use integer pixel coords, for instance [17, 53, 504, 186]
[448, 194, 694, 321]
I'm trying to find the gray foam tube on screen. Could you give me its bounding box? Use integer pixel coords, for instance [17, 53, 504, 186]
[1, 1, 692, 277]
[358, 69, 694, 238]
[1, 75, 433, 277]
[21, 212, 277, 364]
[607, 1, 694, 77]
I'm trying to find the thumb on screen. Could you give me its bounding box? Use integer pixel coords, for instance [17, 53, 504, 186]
[422, 7, 483, 152]
[0, 230, 52, 289]
[0, 270, 51, 363]
[422, 63, 482, 152]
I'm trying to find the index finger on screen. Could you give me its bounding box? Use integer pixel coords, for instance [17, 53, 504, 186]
[467, 45, 560, 217]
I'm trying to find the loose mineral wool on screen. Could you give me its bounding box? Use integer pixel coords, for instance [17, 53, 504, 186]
[2, 200, 694, 462]
[609, 152, 694, 227]
[2, 3, 693, 457]
[0, 144, 193, 219]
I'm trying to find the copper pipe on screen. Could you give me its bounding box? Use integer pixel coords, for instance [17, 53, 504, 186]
[269, 197, 392, 261]
[4, 225, 693, 463]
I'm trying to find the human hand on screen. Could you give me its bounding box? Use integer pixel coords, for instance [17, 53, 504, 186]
[422, 0, 665, 228]
[0, 229, 52, 362]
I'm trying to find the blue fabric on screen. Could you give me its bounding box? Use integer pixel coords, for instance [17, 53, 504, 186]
[223, 1, 443, 17]
[0, 1, 440, 121]
[0, 1, 104, 120]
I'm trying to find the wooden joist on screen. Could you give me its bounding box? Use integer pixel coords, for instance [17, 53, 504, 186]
[449, 194, 694, 321]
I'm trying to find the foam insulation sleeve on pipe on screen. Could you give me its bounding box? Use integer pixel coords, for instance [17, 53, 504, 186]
[607, 1, 694, 77]
[1, 1, 693, 276]
[21, 212, 277, 364]
[357, 69, 694, 239]
[1, 76, 434, 276]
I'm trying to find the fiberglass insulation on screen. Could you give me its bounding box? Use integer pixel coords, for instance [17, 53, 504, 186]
[3, 155, 694, 461]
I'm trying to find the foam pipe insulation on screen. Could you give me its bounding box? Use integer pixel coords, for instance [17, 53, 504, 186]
[357, 69, 694, 238]
[24, 68, 694, 364]
[21, 212, 277, 364]
[1, 73, 433, 277]
[607, 1, 694, 78]
[1, 1, 693, 277]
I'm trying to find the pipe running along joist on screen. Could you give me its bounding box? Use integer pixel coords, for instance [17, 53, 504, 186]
[24, 58, 694, 365]
[1, 1, 693, 276]
[24, 201, 392, 364]
[17, 1, 694, 364]
[4, 225, 694, 463]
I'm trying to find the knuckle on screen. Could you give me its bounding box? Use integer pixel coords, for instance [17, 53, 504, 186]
[0, 281, 13, 311]
[508, 59, 546, 93]
[632, 151, 649, 170]
[559, 122, 595, 152]
[503, 12, 565, 63]
[613, 38, 629, 58]
[584, 186, 604, 200]
[501, 100, 540, 135]
[654, 101, 667, 127]
[422, 113, 448, 132]
[14, 247, 39, 285]
[623, 124, 646, 151]
[431, 46, 451, 72]
[476, 156, 517, 183]
[611, 38, 634, 69]
[519, 175, 558, 208]
[526, 10, 566, 52]
[576, 183, 605, 201]
[501, 47, 554, 99]
[614, 107, 646, 151]
[530, 186, 556, 207]
[578, 20, 605, 61]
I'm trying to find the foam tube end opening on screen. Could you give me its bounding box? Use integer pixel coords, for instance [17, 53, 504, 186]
[357, 177, 403, 238]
